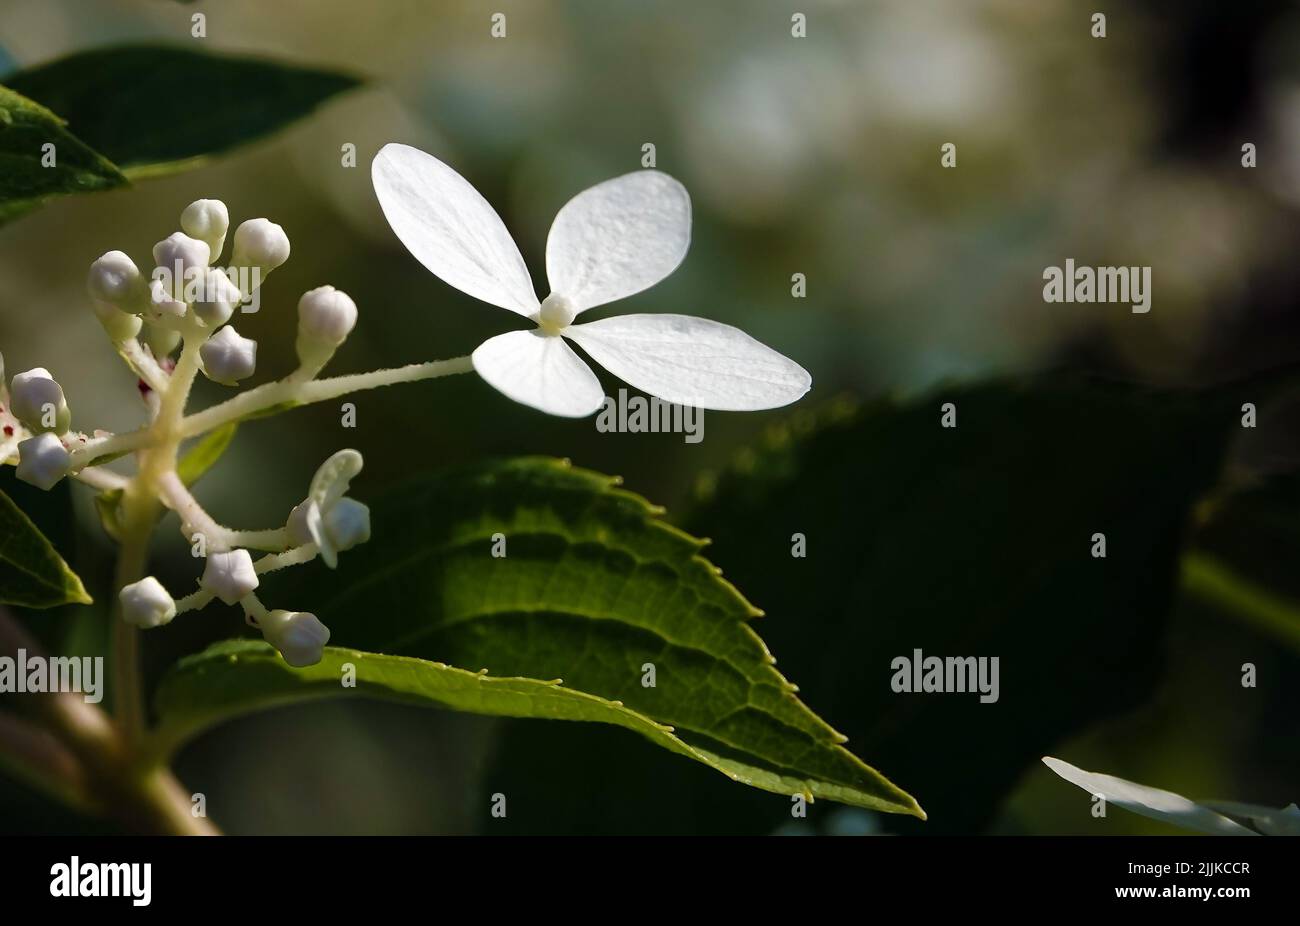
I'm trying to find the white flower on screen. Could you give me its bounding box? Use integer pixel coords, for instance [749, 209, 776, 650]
[200, 326, 257, 385]
[323, 497, 370, 552]
[257, 609, 330, 667]
[10, 368, 70, 434]
[119, 577, 177, 629]
[180, 199, 230, 260]
[371, 144, 812, 418]
[200, 549, 259, 605]
[283, 449, 367, 568]
[15, 433, 70, 490]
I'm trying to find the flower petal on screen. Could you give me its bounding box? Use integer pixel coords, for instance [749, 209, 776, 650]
[564, 314, 810, 411]
[545, 170, 690, 313]
[471, 329, 605, 418]
[1041, 757, 1258, 835]
[1202, 801, 1300, 836]
[371, 143, 538, 316]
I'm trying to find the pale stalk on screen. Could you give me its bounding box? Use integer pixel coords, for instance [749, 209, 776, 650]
[179, 355, 474, 437]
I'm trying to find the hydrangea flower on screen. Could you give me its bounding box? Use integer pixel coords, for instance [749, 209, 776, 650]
[371, 144, 811, 417]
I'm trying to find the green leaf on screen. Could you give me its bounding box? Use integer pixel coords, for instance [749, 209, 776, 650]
[0, 85, 125, 219]
[677, 380, 1242, 833]
[0, 487, 91, 607]
[5, 44, 361, 179]
[177, 422, 237, 487]
[153, 639, 902, 812]
[256, 458, 923, 816]
[92, 489, 124, 542]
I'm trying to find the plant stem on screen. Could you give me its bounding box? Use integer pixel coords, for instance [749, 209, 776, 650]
[178, 355, 474, 437]
[110, 490, 158, 744]
[1181, 551, 1300, 651]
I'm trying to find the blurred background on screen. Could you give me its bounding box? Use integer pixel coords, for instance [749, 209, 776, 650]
[0, 0, 1297, 834]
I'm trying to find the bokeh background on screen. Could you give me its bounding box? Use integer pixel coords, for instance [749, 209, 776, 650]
[0, 0, 1297, 834]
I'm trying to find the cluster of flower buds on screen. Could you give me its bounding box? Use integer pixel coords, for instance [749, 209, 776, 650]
[85, 199, 292, 381]
[1, 359, 75, 490]
[3, 198, 372, 668]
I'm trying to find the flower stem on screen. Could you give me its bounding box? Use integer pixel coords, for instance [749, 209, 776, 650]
[1181, 551, 1300, 651]
[178, 355, 474, 437]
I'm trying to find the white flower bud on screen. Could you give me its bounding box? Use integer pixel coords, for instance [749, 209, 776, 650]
[191, 267, 243, 329]
[258, 609, 330, 667]
[200, 326, 257, 385]
[200, 549, 259, 605]
[119, 577, 177, 629]
[230, 218, 290, 276]
[298, 286, 358, 346]
[147, 278, 188, 321]
[323, 497, 370, 553]
[152, 232, 211, 285]
[10, 368, 70, 434]
[180, 199, 229, 261]
[87, 250, 149, 315]
[15, 433, 70, 490]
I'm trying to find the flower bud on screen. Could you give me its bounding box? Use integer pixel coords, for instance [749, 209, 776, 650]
[145, 324, 182, 359]
[10, 368, 70, 434]
[147, 278, 188, 321]
[298, 286, 358, 346]
[15, 433, 70, 490]
[90, 298, 143, 342]
[119, 577, 177, 629]
[152, 232, 211, 300]
[191, 267, 243, 329]
[200, 326, 257, 385]
[323, 497, 370, 553]
[180, 199, 229, 261]
[87, 250, 150, 315]
[200, 548, 259, 605]
[258, 609, 330, 667]
[230, 218, 290, 283]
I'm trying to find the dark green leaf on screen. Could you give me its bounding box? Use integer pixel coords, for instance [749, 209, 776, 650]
[263, 458, 922, 815]
[0, 487, 91, 607]
[152, 639, 901, 810]
[6, 45, 362, 178]
[677, 379, 1241, 833]
[0, 85, 125, 218]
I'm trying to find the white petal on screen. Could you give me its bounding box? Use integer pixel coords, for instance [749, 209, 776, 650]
[371, 143, 538, 316]
[1041, 758, 1258, 835]
[564, 314, 810, 411]
[471, 329, 605, 418]
[545, 170, 690, 313]
[1202, 801, 1300, 836]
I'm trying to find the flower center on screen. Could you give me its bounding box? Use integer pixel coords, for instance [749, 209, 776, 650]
[538, 293, 577, 334]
